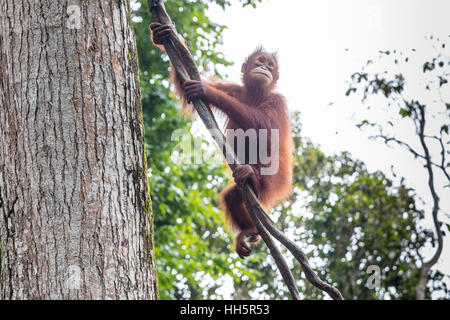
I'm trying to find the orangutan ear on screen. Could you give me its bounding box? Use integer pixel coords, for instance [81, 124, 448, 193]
[241, 63, 247, 74]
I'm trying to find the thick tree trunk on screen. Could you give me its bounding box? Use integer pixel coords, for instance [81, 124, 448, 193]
[0, 0, 157, 299]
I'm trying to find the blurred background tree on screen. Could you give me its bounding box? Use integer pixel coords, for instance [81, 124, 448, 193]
[346, 37, 449, 299]
[229, 113, 447, 300]
[132, 0, 449, 300]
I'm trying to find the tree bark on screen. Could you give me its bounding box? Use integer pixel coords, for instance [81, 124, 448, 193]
[0, 0, 157, 299]
[414, 105, 443, 300]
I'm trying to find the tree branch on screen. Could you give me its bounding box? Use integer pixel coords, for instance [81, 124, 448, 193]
[148, 0, 343, 300]
[415, 104, 444, 300]
[371, 133, 448, 178]
[244, 187, 344, 300]
[424, 134, 450, 183]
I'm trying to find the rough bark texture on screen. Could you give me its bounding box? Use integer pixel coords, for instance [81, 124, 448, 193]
[0, 0, 157, 299]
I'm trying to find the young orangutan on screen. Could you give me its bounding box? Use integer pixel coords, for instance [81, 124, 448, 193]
[151, 22, 293, 258]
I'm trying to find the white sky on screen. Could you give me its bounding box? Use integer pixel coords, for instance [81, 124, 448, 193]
[207, 0, 450, 294]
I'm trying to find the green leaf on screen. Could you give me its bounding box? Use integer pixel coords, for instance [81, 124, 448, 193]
[346, 87, 357, 96]
[356, 120, 369, 128]
[399, 108, 412, 118]
[423, 61, 435, 73]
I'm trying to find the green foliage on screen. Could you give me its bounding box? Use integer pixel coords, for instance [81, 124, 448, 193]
[295, 132, 426, 299]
